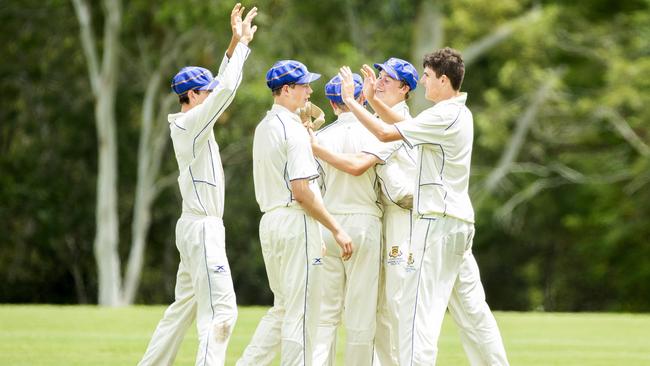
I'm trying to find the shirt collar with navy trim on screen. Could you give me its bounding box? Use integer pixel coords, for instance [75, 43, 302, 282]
[270, 103, 302, 123]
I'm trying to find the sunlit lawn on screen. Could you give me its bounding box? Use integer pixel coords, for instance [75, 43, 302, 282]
[1, 305, 649, 365]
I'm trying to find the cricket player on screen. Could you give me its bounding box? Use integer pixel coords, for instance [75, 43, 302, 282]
[311, 73, 382, 366]
[337, 48, 509, 365]
[309, 58, 419, 366]
[368, 59, 418, 366]
[137, 4, 256, 366]
[238, 60, 353, 366]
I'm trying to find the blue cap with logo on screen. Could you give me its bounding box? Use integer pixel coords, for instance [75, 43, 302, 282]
[373, 57, 419, 91]
[171, 66, 220, 95]
[266, 60, 321, 91]
[325, 73, 363, 104]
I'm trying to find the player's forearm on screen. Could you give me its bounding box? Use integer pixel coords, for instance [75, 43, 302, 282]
[346, 99, 399, 142]
[219, 42, 250, 92]
[313, 145, 373, 176]
[367, 96, 405, 124]
[225, 35, 239, 59]
[295, 188, 343, 235]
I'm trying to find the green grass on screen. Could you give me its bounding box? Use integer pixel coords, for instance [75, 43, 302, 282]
[1, 305, 649, 365]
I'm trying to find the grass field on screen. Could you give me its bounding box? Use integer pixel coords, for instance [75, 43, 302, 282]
[1, 305, 649, 365]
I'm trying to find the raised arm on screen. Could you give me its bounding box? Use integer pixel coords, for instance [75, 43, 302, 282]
[185, 5, 257, 139]
[339, 66, 403, 143]
[216, 4, 257, 90]
[226, 4, 258, 56]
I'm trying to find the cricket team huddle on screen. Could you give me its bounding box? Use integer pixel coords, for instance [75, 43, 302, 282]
[137, 4, 509, 366]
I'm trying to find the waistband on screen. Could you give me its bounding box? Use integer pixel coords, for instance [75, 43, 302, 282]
[180, 211, 224, 223]
[264, 206, 306, 215]
[384, 204, 410, 213]
[418, 212, 474, 225]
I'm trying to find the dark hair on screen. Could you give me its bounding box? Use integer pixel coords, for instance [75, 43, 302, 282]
[399, 80, 410, 100]
[178, 93, 190, 105]
[272, 83, 296, 96]
[178, 88, 211, 104]
[422, 47, 465, 91]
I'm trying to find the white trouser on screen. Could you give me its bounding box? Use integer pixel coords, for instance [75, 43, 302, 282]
[374, 205, 411, 366]
[139, 213, 237, 366]
[313, 214, 381, 366]
[237, 208, 323, 366]
[400, 216, 509, 366]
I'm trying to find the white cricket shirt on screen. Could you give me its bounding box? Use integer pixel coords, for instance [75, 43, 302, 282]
[394, 93, 475, 223]
[253, 104, 321, 213]
[364, 101, 417, 208]
[316, 112, 382, 217]
[168, 42, 250, 218]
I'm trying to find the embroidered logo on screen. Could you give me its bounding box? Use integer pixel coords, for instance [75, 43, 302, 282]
[389, 246, 402, 258]
[312, 257, 323, 265]
[387, 245, 404, 266]
[213, 265, 227, 274]
[405, 252, 417, 273]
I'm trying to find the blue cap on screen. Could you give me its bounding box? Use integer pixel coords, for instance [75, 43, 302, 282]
[325, 73, 363, 104]
[373, 57, 419, 91]
[266, 60, 321, 90]
[171, 66, 219, 95]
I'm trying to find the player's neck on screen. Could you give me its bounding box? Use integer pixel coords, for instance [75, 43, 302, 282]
[274, 97, 299, 113]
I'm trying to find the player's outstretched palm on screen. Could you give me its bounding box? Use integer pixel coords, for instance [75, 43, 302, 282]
[338, 66, 356, 105]
[241, 6, 258, 44]
[231, 3, 257, 45]
[231, 3, 244, 39]
[360, 64, 377, 101]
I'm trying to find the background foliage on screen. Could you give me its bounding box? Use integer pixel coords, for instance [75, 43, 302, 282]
[1, 0, 649, 311]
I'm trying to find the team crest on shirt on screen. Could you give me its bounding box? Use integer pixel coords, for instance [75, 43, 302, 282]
[213, 265, 228, 274]
[405, 252, 417, 273]
[312, 257, 323, 266]
[387, 245, 403, 266]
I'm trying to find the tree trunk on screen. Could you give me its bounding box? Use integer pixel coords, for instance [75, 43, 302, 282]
[122, 70, 173, 304]
[94, 89, 122, 306]
[72, 0, 123, 306]
[410, 1, 444, 113]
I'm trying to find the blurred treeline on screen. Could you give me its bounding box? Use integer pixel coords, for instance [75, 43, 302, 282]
[1, 0, 649, 311]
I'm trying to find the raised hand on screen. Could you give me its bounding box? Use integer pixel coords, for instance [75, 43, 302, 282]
[338, 66, 356, 105]
[230, 4, 257, 45]
[360, 64, 377, 101]
[240, 6, 258, 45]
[230, 3, 245, 40]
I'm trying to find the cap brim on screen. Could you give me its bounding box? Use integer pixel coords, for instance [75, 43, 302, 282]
[373, 63, 399, 80]
[197, 78, 220, 91]
[296, 72, 321, 85]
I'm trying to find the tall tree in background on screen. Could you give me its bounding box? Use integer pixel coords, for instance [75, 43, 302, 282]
[71, 0, 122, 306]
[2, 0, 648, 311]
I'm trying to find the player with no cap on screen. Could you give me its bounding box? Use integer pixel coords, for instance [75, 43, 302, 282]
[337, 48, 509, 366]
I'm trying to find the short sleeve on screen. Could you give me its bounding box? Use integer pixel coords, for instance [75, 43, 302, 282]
[395, 107, 451, 148]
[286, 126, 320, 181]
[362, 140, 401, 163]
